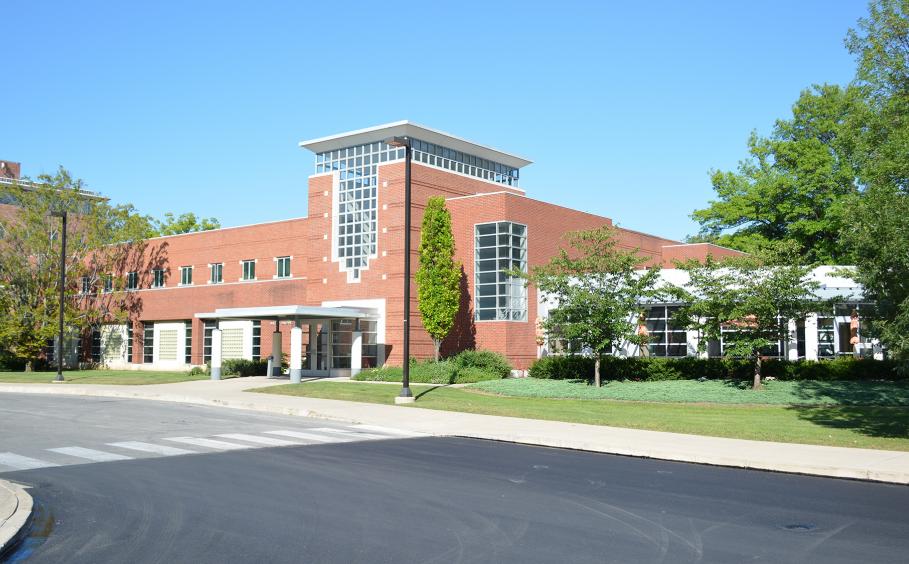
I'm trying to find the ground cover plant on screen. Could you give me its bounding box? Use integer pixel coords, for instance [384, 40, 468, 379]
[353, 350, 510, 384]
[252, 381, 909, 451]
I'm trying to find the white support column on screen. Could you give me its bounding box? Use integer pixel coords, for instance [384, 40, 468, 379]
[210, 328, 222, 380]
[351, 330, 363, 377]
[271, 328, 282, 377]
[787, 318, 799, 361]
[290, 326, 303, 383]
[805, 313, 819, 361]
[686, 329, 700, 358]
[309, 322, 318, 371]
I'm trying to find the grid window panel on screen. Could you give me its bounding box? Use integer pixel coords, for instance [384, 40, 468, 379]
[474, 222, 527, 322]
[127, 325, 133, 362]
[203, 321, 215, 363]
[331, 319, 354, 369]
[645, 306, 688, 357]
[143, 324, 154, 363]
[185, 321, 192, 364]
[242, 260, 256, 281]
[252, 321, 261, 361]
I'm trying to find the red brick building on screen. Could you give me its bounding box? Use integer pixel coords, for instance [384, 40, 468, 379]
[60, 123, 741, 375]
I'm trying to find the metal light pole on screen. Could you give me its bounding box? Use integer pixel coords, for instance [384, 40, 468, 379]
[385, 136, 415, 403]
[51, 210, 67, 382]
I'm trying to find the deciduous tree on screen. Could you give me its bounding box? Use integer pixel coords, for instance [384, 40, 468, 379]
[415, 197, 461, 361]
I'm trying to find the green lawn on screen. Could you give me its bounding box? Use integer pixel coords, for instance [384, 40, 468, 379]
[469, 378, 909, 406]
[252, 381, 909, 451]
[0, 370, 208, 385]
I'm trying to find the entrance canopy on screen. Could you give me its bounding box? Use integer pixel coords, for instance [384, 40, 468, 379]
[195, 305, 378, 321]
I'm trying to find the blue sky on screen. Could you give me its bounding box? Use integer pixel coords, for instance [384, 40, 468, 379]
[3, 1, 867, 240]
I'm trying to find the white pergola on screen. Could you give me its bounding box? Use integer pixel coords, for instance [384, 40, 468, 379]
[195, 305, 380, 382]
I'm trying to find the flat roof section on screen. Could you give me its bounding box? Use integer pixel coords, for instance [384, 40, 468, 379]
[299, 121, 533, 170]
[196, 305, 378, 321]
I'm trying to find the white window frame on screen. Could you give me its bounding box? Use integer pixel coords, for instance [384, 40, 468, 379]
[152, 269, 165, 289]
[241, 259, 257, 281]
[274, 256, 291, 279]
[179, 265, 193, 286]
[209, 263, 223, 284]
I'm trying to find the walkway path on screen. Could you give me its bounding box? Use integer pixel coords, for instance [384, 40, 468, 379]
[1, 377, 907, 484]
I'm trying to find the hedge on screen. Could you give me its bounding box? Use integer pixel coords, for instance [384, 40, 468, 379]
[528, 355, 905, 382]
[222, 358, 269, 377]
[353, 350, 511, 385]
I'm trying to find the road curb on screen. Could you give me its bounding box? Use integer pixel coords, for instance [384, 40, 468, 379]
[0, 479, 34, 559]
[2, 385, 908, 485]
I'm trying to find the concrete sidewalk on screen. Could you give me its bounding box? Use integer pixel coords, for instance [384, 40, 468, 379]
[1, 378, 908, 484]
[0, 479, 33, 558]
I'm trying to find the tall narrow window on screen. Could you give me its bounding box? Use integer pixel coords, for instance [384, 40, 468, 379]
[180, 266, 193, 286]
[102, 275, 113, 293]
[252, 321, 261, 361]
[184, 321, 193, 364]
[91, 329, 101, 363]
[126, 271, 138, 290]
[152, 269, 165, 288]
[644, 306, 687, 357]
[474, 222, 527, 321]
[242, 260, 256, 280]
[210, 263, 223, 284]
[275, 256, 291, 278]
[203, 321, 216, 363]
[143, 323, 154, 363]
[126, 324, 133, 362]
[81, 276, 91, 294]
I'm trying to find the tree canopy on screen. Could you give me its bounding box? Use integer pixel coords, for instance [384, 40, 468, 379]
[529, 225, 662, 386]
[150, 212, 220, 236]
[0, 168, 154, 369]
[415, 196, 461, 361]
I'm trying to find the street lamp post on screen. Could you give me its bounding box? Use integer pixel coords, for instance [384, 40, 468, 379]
[51, 210, 67, 382]
[384, 136, 415, 403]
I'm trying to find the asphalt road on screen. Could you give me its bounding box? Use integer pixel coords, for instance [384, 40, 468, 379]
[2, 395, 908, 563]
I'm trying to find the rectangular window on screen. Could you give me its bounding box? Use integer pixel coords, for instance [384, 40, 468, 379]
[91, 329, 101, 363]
[275, 256, 291, 278]
[360, 320, 378, 368]
[143, 323, 154, 363]
[474, 222, 527, 321]
[252, 321, 261, 361]
[81, 276, 91, 294]
[210, 263, 223, 284]
[102, 275, 113, 293]
[242, 260, 256, 281]
[180, 266, 193, 286]
[644, 306, 688, 357]
[331, 319, 354, 369]
[126, 271, 138, 290]
[185, 321, 192, 364]
[152, 269, 165, 288]
[818, 316, 835, 359]
[203, 321, 216, 363]
[126, 324, 133, 362]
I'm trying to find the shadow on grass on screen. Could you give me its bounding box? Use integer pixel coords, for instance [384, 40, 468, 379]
[788, 405, 909, 439]
[415, 385, 446, 400]
[789, 380, 909, 407]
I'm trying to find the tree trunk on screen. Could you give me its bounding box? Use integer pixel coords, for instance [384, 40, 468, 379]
[752, 353, 762, 390]
[594, 355, 601, 388]
[433, 339, 441, 362]
[25, 360, 33, 373]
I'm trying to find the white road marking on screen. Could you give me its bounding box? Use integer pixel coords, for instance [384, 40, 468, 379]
[47, 447, 132, 462]
[108, 441, 197, 456]
[215, 433, 299, 447]
[162, 437, 251, 450]
[265, 431, 351, 443]
[0, 452, 58, 471]
[352, 424, 427, 437]
[309, 427, 388, 440]
[264, 430, 353, 443]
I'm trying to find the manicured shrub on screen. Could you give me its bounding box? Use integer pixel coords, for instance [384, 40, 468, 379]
[188, 365, 208, 377]
[450, 349, 513, 378]
[354, 358, 504, 384]
[529, 355, 904, 382]
[222, 358, 268, 377]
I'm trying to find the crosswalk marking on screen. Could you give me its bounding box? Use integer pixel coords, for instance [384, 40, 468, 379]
[47, 447, 132, 462]
[108, 441, 197, 456]
[0, 452, 58, 471]
[352, 424, 426, 437]
[162, 437, 251, 450]
[264, 430, 349, 443]
[215, 433, 299, 447]
[309, 427, 388, 440]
